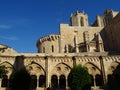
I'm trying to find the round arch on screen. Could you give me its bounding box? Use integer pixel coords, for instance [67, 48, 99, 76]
[59, 74, 66, 89]
[51, 75, 58, 88]
[31, 75, 37, 89]
[39, 74, 46, 87]
[50, 62, 71, 79]
[1, 75, 8, 87]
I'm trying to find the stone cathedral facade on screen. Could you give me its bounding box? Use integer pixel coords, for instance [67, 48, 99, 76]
[0, 9, 120, 90]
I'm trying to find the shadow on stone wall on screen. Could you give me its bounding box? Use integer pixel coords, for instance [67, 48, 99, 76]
[105, 63, 120, 90]
[8, 56, 31, 90]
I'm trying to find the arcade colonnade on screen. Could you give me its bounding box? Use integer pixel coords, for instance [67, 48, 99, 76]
[0, 53, 120, 89]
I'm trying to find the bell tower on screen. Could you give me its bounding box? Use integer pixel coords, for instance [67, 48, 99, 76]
[70, 10, 89, 26]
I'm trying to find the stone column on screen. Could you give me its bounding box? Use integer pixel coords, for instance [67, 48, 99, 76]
[0, 78, 2, 88]
[99, 56, 107, 86]
[45, 56, 51, 89]
[93, 75, 96, 88]
[66, 77, 68, 88]
[37, 76, 39, 88]
[45, 56, 49, 88]
[58, 36, 61, 53]
[58, 76, 59, 88]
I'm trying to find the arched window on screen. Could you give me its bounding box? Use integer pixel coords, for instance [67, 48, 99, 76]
[90, 75, 94, 86]
[51, 75, 58, 88]
[39, 75, 46, 87]
[1, 75, 8, 87]
[31, 75, 37, 89]
[95, 74, 103, 86]
[59, 75, 66, 89]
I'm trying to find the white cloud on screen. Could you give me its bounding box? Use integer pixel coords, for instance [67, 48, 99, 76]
[0, 25, 12, 29]
[0, 36, 18, 41]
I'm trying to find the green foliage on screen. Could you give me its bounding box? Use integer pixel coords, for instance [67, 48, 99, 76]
[68, 64, 91, 90]
[0, 65, 7, 78]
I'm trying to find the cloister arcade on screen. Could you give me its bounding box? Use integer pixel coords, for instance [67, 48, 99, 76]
[0, 55, 120, 89]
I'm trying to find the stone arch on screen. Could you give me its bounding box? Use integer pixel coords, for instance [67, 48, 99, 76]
[95, 74, 103, 86]
[51, 62, 71, 77]
[39, 74, 46, 87]
[84, 62, 103, 87]
[107, 61, 120, 75]
[31, 75, 37, 89]
[107, 61, 120, 85]
[0, 61, 13, 67]
[59, 74, 66, 89]
[26, 61, 45, 75]
[90, 75, 94, 86]
[1, 75, 8, 87]
[0, 61, 13, 76]
[51, 75, 58, 88]
[84, 62, 101, 75]
[56, 63, 72, 68]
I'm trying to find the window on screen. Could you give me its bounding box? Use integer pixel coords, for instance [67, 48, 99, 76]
[52, 45, 54, 52]
[81, 17, 84, 26]
[43, 47, 45, 53]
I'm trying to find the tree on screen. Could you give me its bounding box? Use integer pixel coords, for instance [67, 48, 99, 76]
[0, 65, 7, 87]
[68, 64, 91, 90]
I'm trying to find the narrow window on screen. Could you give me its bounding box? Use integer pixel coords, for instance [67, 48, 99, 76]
[52, 45, 54, 52]
[43, 47, 45, 53]
[81, 17, 84, 26]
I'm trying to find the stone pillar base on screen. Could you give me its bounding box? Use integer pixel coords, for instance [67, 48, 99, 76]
[36, 87, 45, 90]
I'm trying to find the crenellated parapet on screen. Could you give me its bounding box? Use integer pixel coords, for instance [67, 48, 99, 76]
[37, 34, 60, 43]
[36, 34, 60, 53]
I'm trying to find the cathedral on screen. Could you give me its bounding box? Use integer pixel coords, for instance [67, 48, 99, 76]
[0, 9, 120, 90]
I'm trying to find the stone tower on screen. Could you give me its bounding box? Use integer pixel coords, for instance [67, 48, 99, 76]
[70, 10, 88, 26]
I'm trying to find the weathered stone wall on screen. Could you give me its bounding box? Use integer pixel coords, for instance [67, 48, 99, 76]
[0, 53, 120, 89]
[104, 13, 120, 52]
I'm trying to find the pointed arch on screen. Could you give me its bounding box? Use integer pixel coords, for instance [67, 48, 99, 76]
[0, 61, 13, 68]
[26, 61, 45, 75]
[107, 61, 120, 75]
[55, 62, 72, 69]
[84, 62, 101, 71]
[0, 61, 13, 75]
[84, 62, 101, 75]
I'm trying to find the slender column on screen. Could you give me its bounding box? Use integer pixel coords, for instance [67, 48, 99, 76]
[58, 76, 59, 88]
[66, 77, 68, 88]
[99, 56, 107, 86]
[0, 78, 2, 87]
[58, 36, 61, 53]
[45, 56, 49, 89]
[93, 75, 96, 88]
[37, 76, 39, 88]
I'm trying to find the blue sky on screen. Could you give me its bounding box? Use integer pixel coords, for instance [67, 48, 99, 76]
[0, 0, 119, 53]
